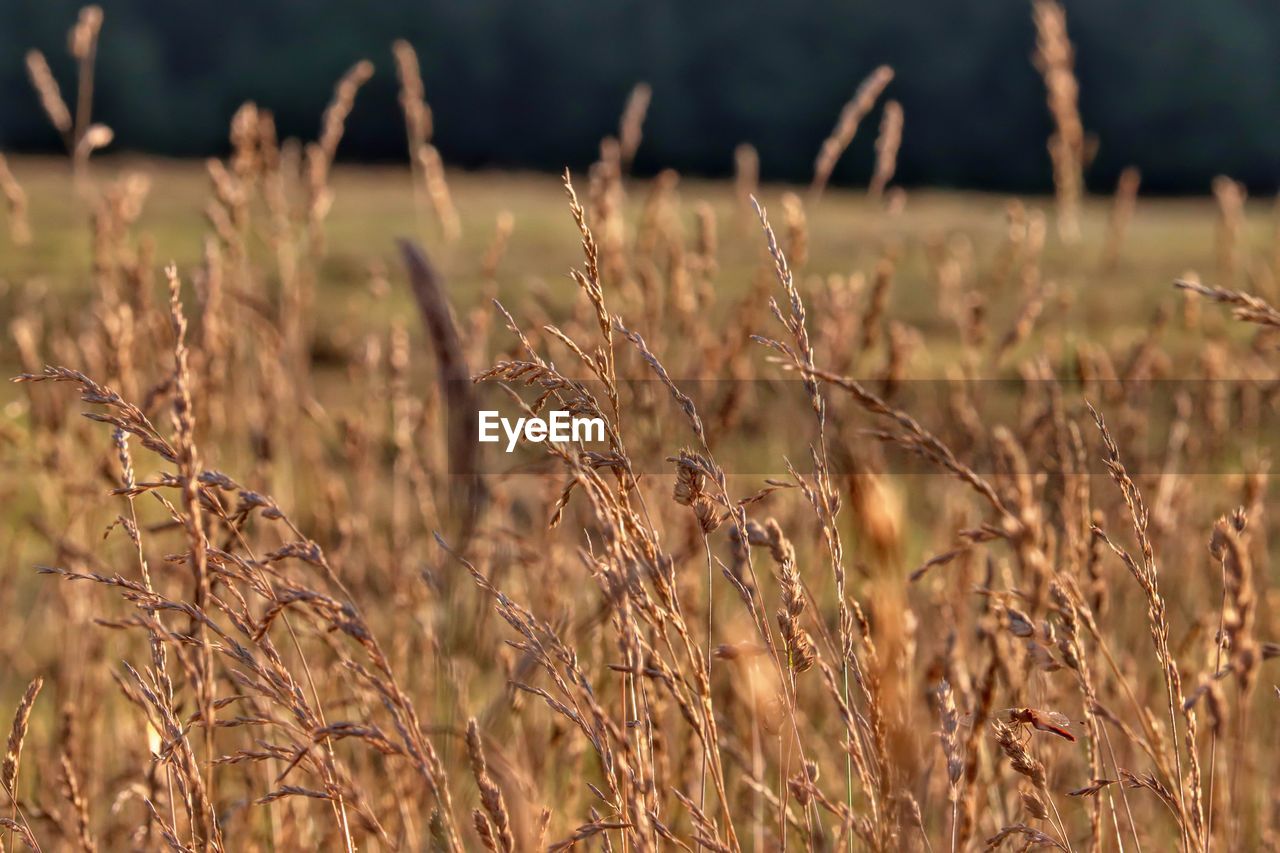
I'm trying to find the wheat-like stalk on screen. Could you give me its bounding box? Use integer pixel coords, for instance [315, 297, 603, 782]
[869, 100, 903, 199]
[811, 65, 894, 198]
[2, 8, 1279, 852]
[1174, 278, 1280, 328]
[618, 82, 652, 169]
[1033, 0, 1085, 243]
[0, 154, 32, 246]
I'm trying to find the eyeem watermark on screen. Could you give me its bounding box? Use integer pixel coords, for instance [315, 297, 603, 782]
[453, 379, 1278, 474]
[478, 410, 606, 452]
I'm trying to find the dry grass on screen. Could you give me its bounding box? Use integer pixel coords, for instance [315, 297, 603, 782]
[0, 5, 1279, 853]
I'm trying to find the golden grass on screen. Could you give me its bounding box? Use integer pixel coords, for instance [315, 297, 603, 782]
[1, 4, 1279, 853]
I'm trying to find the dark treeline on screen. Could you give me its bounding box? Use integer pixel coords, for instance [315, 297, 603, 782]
[2, 0, 1278, 193]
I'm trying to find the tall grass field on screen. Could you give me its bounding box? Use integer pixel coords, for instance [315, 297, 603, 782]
[1, 4, 1278, 851]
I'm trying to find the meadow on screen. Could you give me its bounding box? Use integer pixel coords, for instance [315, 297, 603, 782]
[2, 5, 1280, 852]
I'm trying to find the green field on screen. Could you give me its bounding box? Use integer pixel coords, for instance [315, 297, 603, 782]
[4, 155, 1269, 360]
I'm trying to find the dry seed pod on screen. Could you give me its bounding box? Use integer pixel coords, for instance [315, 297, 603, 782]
[870, 100, 904, 198]
[812, 64, 895, 196]
[617, 82, 651, 168]
[937, 680, 963, 788]
[68, 6, 103, 61]
[778, 617, 817, 674]
[1004, 605, 1035, 638]
[1033, 0, 1085, 242]
[671, 448, 721, 533]
[392, 39, 433, 147]
[74, 123, 113, 160]
[25, 50, 72, 136]
[2, 678, 44, 797]
[993, 720, 1047, 789]
[466, 720, 514, 853]
[1020, 787, 1049, 820]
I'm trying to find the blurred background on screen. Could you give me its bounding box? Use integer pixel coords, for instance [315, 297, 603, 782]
[2, 0, 1277, 193]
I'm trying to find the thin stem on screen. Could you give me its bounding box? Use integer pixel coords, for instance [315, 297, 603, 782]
[699, 534, 713, 822]
[1046, 789, 1075, 853]
[1206, 556, 1226, 852]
